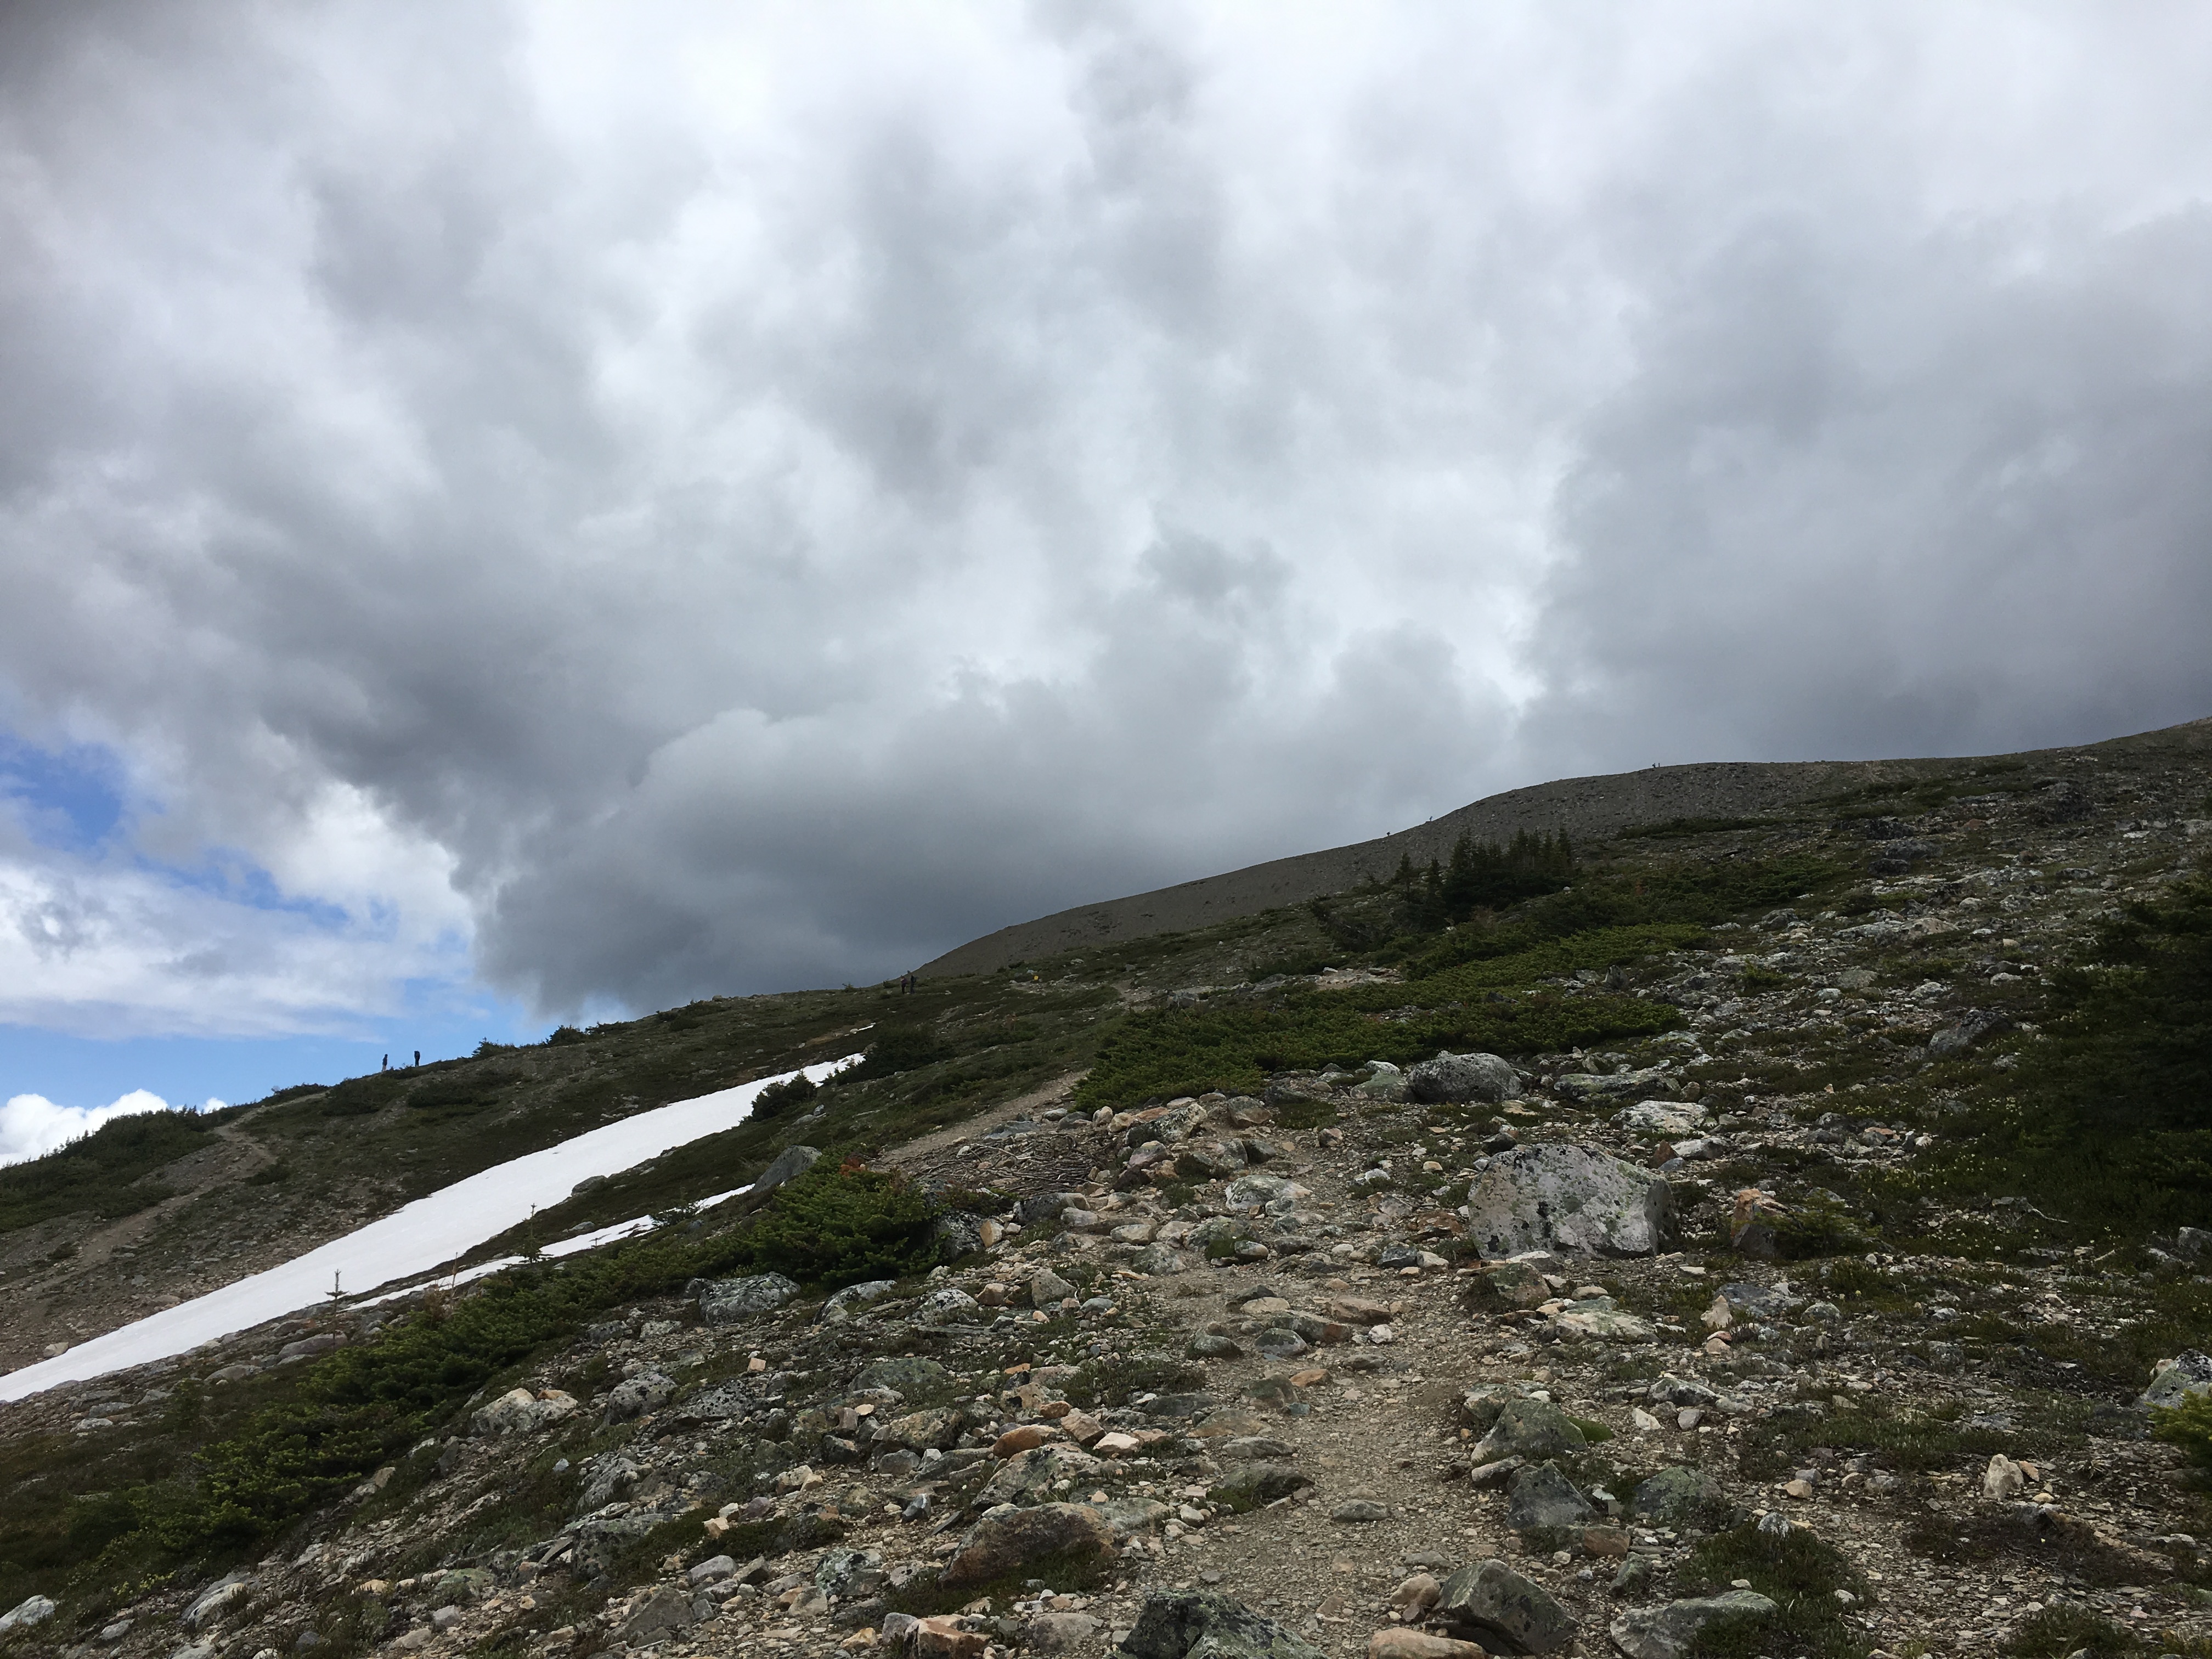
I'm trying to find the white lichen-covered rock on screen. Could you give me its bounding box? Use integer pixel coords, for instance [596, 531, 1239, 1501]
[821, 1279, 899, 1323]
[1550, 1297, 1657, 1342]
[696, 1272, 800, 1324]
[184, 1576, 253, 1629]
[472, 1386, 579, 1436]
[2142, 1350, 2212, 1409]
[0, 1596, 57, 1635]
[913, 1288, 983, 1325]
[1463, 1144, 1674, 1256]
[1222, 1173, 1310, 1209]
[1617, 1099, 1708, 1137]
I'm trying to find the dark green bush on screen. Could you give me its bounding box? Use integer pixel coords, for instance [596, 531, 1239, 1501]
[751, 1071, 817, 1119]
[850, 1023, 956, 1081]
[2151, 1391, 2212, 1470]
[1770, 1192, 1879, 1260]
[733, 1160, 941, 1288]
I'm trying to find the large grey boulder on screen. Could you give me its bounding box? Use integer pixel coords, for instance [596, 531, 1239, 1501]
[933, 1211, 986, 1260]
[1119, 1589, 1327, 1659]
[1629, 1468, 1734, 1530]
[753, 1144, 821, 1195]
[2143, 1350, 2212, 1409]
[1409, 1051, 1519, 1104]
[939, 1502, 1117, 1592]
[1506, 1463, 1595, 1530]
[697, 1272, 800, 1324]
[1472, 1398, 1585, 1463]
[1463, 1144, 1673, 1256]
[1608, 1592, 1777, 1659]
[1433, 1559, 1574, 1654]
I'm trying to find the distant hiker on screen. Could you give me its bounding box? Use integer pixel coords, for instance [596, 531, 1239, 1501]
[413, 1049, 420, 1067]
[381, 1053, 388, 1071]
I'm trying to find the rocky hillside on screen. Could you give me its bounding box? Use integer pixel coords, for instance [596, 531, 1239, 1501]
[3, 722, 2211, 1659]
[917, 719, 2212, 977]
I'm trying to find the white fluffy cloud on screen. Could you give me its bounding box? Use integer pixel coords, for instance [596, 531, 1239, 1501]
[0, 1088, 219, 1167]
[2, 3, 2209, 1032]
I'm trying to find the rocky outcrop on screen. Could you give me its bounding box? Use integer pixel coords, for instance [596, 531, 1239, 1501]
[1462, 1144, 1674, 1256]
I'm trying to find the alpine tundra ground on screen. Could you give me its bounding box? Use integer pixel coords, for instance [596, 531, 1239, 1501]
[3, 718, 2210, 1659]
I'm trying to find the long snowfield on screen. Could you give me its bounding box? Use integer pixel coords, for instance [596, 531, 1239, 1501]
[0, 1057, 858, 1402]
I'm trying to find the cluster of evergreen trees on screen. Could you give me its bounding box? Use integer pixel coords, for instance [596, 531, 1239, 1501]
[1392, 828, 1576, 928]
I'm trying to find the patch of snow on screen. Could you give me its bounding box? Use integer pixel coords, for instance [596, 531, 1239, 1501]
[0, 1056, 857, 1401]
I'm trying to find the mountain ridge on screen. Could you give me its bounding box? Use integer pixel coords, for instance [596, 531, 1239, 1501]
[919, 716, 2212, 978]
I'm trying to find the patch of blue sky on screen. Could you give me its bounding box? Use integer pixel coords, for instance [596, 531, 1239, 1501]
[146, 843, 359, 927]
[1, 987, 550, 1118]
[0, 731, 128, 851]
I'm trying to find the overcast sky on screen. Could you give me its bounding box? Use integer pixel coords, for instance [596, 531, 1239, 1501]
[5, 2, 2212, 1135]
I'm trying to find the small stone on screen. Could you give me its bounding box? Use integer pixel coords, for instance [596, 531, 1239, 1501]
[1331, 1500, 1390, 1523]
[1390, 1575, 1442, 1620]
[994, 1425, 1048, 1458]
[1782, 1479, 1814, 1500]
[1026, 1610, 1101, 1650]
[1365, 1632, 1489, 1659]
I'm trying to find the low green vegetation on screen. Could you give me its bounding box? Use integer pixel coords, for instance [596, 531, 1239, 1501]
[2152, 1391, 2212, 1470]
[0, 1160, 945, 1609]
[1931, 859, 2212, 1235]
[1078, 986, 1677, 1108]
[723, 1160, 941, 1288]
[1675, 1520, 1869, 1658]
[0, 1106, 246, 1233]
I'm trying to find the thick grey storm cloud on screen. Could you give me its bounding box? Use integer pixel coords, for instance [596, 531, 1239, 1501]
[4, 2, 2210, 1030]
